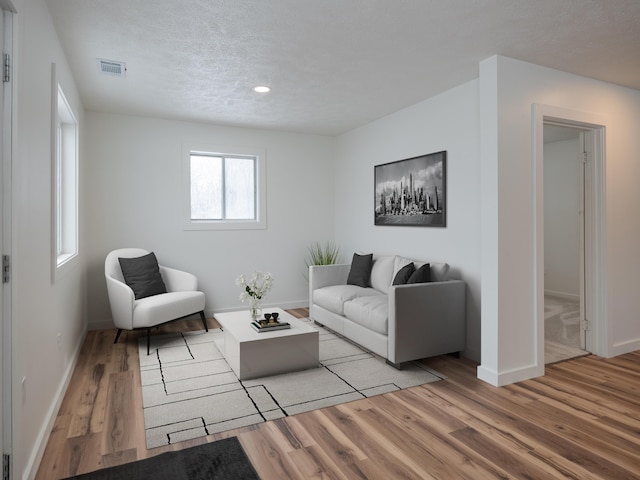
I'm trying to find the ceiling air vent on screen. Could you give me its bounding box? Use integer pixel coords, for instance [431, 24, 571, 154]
[97, 58, 126, 78]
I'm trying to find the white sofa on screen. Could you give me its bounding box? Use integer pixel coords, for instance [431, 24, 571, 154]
[309, 254, 466, 367]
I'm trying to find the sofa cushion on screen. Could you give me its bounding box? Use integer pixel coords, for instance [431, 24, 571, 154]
[407, 263, 431, 283]
[347, 253, 373, 287]
[313, 285, 381, 316]
[392, 262, 415, 285]
[343, 295, 389, 335]
[370, 255, 395, 293]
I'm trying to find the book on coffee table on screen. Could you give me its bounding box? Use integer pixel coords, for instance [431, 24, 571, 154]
[250, 320, 291, 332]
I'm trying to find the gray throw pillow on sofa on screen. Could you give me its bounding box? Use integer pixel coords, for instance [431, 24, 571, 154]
[347, 253, 373, 287]
[119, 252, 167, 300]
[407, 263, 431, 284]
[392, 262, 415, 285]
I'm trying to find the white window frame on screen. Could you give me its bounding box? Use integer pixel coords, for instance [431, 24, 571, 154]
[182, 143, 267, 230]
[51, 72, 79, 281]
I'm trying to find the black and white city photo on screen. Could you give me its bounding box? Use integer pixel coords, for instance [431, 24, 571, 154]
[374, 151, 446, 227]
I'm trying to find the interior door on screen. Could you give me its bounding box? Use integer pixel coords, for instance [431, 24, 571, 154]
[578, 131, 587, 350]
[580, 130, 596, 352]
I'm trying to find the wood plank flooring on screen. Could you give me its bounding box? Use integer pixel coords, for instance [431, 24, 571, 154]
[35, 308, 640, 479]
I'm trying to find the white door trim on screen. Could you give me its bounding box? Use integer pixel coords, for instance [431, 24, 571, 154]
[532, 103, 608, 369]
[1, 5, 13, 474]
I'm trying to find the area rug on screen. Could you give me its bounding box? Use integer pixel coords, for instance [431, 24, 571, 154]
[65, 436, 259, 479]
[139, 318, 445, 448]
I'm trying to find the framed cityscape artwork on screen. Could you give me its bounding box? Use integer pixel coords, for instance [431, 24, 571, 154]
[374, 151, 446, 227]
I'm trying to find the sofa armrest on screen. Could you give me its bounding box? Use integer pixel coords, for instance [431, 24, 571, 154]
[308, 264, 351, 307]
[309, 264, 350, 290]
[388, 280, 466, 364]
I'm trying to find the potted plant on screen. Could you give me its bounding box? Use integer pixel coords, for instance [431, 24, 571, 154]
[304, 241, 342, 281]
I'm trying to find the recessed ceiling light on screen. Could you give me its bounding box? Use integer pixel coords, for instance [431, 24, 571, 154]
[253, 85, 271, 93]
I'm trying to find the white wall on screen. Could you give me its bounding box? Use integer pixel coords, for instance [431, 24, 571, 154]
[334, 80, 482, 361]
[13, 0, 87, 478]
[544, 138, 581, 298]
[479, 55, 640, 386]
[85, 112, 335, 328]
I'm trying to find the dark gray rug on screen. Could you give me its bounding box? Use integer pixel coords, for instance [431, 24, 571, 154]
[64, 436, 259, 480]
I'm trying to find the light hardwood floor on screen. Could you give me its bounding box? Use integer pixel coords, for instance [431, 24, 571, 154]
[36, 308, 640, 479]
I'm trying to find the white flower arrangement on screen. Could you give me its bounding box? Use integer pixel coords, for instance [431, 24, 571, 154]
[236, 271, 274, 303]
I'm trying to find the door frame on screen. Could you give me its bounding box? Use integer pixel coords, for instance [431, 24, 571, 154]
[533, 104, 608, 367]
[0, 3, 14, 473]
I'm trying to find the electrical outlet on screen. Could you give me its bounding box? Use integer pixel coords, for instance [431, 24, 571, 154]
[57, 333, 62, 351]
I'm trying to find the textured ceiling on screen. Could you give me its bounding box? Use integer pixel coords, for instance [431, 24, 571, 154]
[45, 0, 640, 136]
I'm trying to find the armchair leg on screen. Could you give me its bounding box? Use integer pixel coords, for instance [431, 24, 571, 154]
[199, 311, 208, 332]
[147, 328, 151, 356]
[114, 329, 123, 344]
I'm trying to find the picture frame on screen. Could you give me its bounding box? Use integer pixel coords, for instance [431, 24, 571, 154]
[374, 151, 446, 227]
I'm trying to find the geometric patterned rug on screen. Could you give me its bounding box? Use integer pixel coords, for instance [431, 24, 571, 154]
[139, 318, 444, 449]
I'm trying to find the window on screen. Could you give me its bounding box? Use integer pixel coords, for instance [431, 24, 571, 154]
[53, 84, 79, 276]
[183, 144, 266, 230]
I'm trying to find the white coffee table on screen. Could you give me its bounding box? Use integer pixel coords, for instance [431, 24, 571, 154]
[214, 307, 319, 380]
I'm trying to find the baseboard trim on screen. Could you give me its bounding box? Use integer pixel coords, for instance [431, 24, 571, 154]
[544, 290, 579, 302]
[205, 300, 309, 317]
[88, 319, 115, 331]
[89, 301, 310, 331]
[609, 338, 640, 358]
[477, 362, 544, 387]
[24, 326, 87, 480]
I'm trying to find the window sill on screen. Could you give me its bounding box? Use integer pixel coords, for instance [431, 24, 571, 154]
[183, 219, 267, 231]
[53, 251, 79, 283]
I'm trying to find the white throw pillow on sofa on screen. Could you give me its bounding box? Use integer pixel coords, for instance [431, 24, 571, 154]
[370, 255, 395, 293]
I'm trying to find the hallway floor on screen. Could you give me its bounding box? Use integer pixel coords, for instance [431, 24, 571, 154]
[545, 294, 587, 364]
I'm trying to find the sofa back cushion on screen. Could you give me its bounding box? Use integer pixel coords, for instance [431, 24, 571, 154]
[429, 262, 450, 281]
[370, 255, 395, 293]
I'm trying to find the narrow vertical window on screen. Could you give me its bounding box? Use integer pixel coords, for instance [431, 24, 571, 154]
[54, 85, 78, 270]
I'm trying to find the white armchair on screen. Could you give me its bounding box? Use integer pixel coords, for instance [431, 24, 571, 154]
[105, 248, 207, 354]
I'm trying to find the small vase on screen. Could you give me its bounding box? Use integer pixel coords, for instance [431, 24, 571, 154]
[249, 298, 262, 320]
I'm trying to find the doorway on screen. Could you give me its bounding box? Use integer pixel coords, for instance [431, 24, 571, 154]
[534, 103, 607, 370]
[543, 125, 587, 363]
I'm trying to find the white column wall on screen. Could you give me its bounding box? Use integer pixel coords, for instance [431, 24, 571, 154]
[479, 55, 640, 385]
